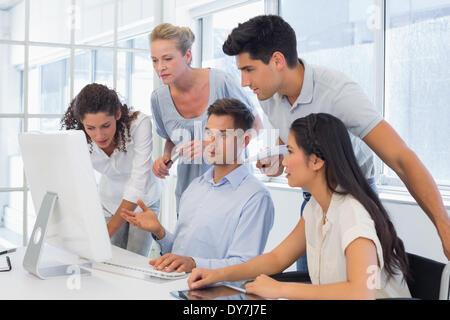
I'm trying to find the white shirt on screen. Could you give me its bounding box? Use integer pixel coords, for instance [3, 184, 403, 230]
[90, 112, 162, 216]
[259, 59, 383, 180]
[303, 192, 411, 299]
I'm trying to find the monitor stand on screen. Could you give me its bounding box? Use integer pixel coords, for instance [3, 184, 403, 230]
[23, 192, 92, 279]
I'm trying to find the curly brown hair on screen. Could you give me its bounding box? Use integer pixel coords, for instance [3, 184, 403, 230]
[61, 83, 139, 153]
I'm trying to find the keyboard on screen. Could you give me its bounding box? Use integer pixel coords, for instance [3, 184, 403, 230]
[92, 261, 187, 280]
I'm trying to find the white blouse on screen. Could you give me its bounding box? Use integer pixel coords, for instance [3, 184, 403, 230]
[90, 112, 162, 216]
[303, 192, 411, 299]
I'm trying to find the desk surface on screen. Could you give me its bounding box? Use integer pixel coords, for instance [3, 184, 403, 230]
[0, 246, 190, 300]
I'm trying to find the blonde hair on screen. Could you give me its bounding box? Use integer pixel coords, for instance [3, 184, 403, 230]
[150, 23, 195, 56]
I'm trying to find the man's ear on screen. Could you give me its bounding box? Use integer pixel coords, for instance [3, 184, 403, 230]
[242, 126, 258, 149]
[243, 134, 251, 148]
[271, 51, 287, 70]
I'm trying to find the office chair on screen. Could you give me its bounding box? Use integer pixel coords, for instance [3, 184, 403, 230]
[270, 270, 311, 284]
[406, 252, 449, 300]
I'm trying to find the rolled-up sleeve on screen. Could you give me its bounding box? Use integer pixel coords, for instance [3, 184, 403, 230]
[192, 190, 275, 269]
[122, 115, 154, 204]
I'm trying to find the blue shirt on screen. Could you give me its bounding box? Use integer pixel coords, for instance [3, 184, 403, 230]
[151, 68, 255, 210]
[156, 164, 275, 269]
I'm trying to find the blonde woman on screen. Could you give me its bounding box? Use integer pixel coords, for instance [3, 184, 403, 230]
[149, 23, 261, 213]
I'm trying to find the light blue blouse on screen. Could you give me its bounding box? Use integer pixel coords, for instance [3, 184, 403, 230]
[151, 68, 255, 211]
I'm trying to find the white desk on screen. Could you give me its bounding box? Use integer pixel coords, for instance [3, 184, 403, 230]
[0, 246, 190, 300]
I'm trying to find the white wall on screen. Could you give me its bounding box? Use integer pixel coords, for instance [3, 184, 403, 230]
[383, 201, 448, 262]
[264, 184, 449, 265]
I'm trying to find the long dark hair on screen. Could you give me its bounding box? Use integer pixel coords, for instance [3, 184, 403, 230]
[61, 83, 138, 152]
[290, 113, 409, 282]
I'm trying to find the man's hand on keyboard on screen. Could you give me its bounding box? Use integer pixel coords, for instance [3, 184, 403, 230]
[150, 253, 196, 273]
[121, 200, 165, 238]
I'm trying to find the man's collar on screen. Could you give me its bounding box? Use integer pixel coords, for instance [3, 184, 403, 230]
[280, 59, 313, 108]
[296, 58, 313, 104]
[202, 164, 250, 190]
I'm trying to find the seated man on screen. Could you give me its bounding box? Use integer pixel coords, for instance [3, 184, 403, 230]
[121, 98, 275, 273]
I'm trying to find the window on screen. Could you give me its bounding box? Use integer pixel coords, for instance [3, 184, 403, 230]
[384, 0, 450, 187]
[280, 0, 377, 105]
[279, 0, 450, 195]
[197, 0, 277, 176]
[0, 0, 158, 249]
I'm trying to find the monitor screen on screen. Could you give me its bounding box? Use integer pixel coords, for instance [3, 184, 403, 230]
[19, 130, 111, 262]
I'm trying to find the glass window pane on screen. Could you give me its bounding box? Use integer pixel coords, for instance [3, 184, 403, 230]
[0, 44, 23, 113]
[132, 34, 150, 51]
[75, 0, 115, 45]
[0, 118, 23, 188]
[0, 192, 23, 250]
[117, 51, 128, 100]
[0, 0, 25, 41]
[74, 50, 91, 96]
[200, 1, 265, 118]
[201, 1, 264, 73]
[118, 39, 132, 48]
[29, 0, 72, 44]
[280, 0, 377, 104]
[28, 47, 70, 114]
[94, 49, 114, 88]
[385, 0, 450, 184]
[131, 51, 152, 113]
[28, 118, 62, 131]
[200, 1, 267, 165]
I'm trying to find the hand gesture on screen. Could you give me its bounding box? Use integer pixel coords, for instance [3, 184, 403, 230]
[120, 200, 163, 235]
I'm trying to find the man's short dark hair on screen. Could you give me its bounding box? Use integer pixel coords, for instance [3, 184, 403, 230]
[223, 15, 298, 68]
[207, 98, 255, 132]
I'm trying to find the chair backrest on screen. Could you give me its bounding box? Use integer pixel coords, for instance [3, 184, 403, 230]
[406, 253, 446, 300]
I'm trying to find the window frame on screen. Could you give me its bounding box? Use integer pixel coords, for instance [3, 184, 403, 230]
[193, 0, 275, 183]
[0, 0, 162, 246]
[195, 0, 450, 207]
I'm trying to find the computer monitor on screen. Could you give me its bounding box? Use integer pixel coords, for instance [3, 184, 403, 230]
[18, 130, 112, 279]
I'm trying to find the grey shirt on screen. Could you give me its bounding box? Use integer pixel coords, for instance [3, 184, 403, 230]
[259, 59, 383, 180]
[151, 68, 255, 210]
